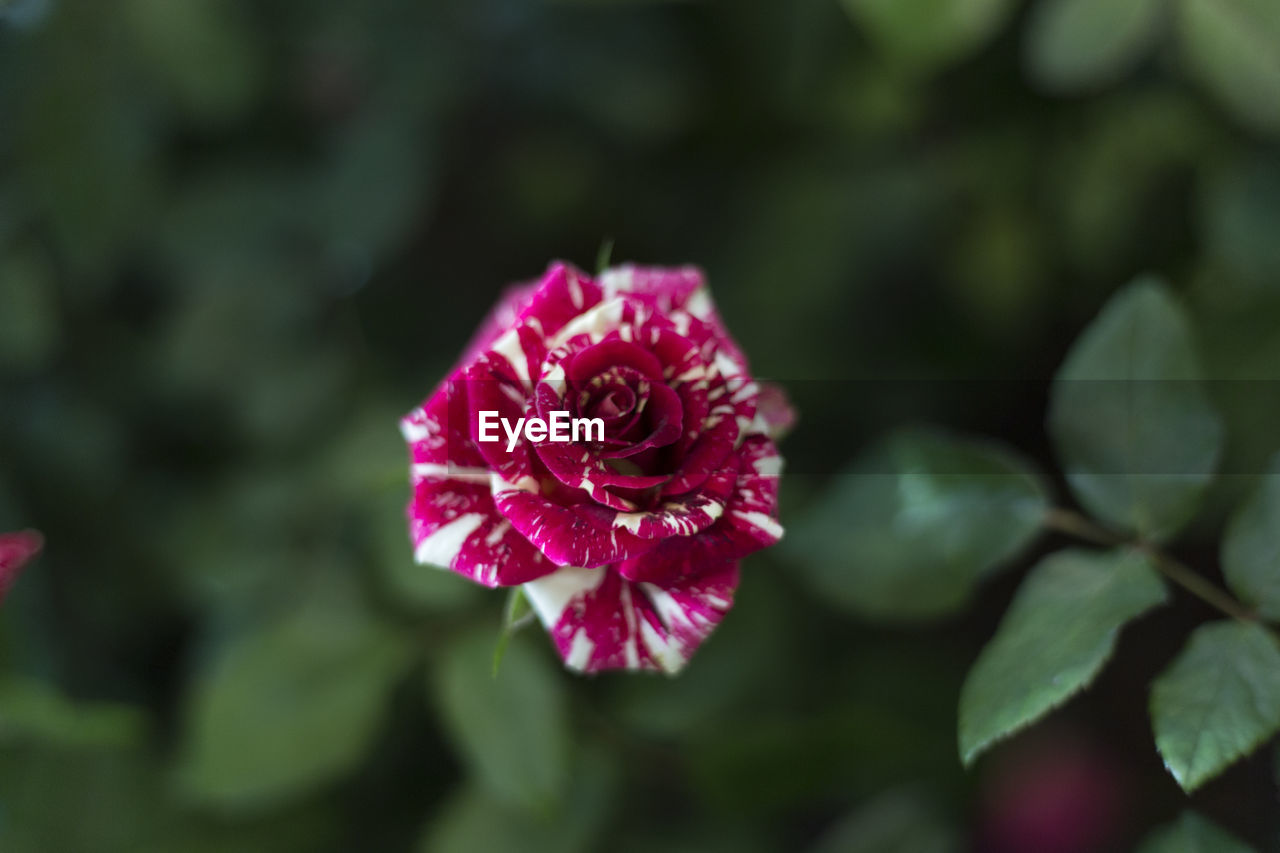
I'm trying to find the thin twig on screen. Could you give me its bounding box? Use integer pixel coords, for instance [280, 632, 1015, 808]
[1043, 507, 1258, 624]
[1043, 507, 1126, 548]
[1136, 545, 1258, 624]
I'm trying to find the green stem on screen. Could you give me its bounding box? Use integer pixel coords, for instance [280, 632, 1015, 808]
[1043, 507, 1257, 624]
[1042, 508, 1126, 548]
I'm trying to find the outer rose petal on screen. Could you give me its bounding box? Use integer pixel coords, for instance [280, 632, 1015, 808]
[514, 262, 604, 339]
[489, 476, 660, 568]
[0, 529, 42, 601]
[599, 265, 704, 312]
[521, 562, 738, 674]
[406, 478, 557, 586]
[599, 264, 749, 368]
[753, 382, 797, 440]
[402, 388, 555, 587]
[491, 461, 736, 568]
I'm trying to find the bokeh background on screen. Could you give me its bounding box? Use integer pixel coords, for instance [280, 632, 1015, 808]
[2, 0, 1280, 850]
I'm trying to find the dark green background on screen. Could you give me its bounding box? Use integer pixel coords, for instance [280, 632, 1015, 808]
[2, 0, 1279, 850]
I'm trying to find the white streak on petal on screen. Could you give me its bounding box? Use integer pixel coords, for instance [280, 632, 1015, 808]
[490, 328, 531, 385]
[731, 381, 759, 403]
[752, 454, 784, 478]
[399, 415, 432, 442]
[672, 366, 705, 386]
[415, 513, 485, 567]
[611, 512, 645, 534]
[714, 349, 746, 380]
[568, 271, 585, 309]
[548, 297, 626, 348]
[411, 463, 492, 484]
[731, 510, 784, 540]
[500, 383, 527, 406]
[685, 287, 712, 319]
[491, 473, 540, 494]
[522, 566, 605, 626]
[638, 617, 685, 674]
[619, 583, 641, 670]
[642, 585, 694, 631]
[598, 268, 634, 298]
[543, 363, 566, 385]
[484, 519, 511, 548]
[565, 630, 594, 671]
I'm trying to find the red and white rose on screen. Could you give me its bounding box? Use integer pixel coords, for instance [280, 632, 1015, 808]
[401, 263, 791, 673]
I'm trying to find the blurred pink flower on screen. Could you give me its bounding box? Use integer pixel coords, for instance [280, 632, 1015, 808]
[0, 529, 43, 602]
[981, 732, 1126, 853]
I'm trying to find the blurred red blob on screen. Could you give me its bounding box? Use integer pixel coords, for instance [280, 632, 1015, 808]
[0, 529, 43, 601]
[979, 732, 1127, 853]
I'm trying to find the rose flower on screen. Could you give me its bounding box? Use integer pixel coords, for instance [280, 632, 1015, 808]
[401, 263, 791, 673]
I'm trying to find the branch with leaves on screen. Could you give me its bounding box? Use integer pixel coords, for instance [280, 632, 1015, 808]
[789, 276, 1280, 812]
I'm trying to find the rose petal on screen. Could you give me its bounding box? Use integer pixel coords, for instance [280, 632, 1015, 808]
[565, 339, 664, 384]
[464, 366, 539, 481]
[407, 477, 556, 587]
[598, 265, 705, 314]
[753, 382, 797, 440]
[598, 266, 750, 369]
[619, 435, 782, 585]
[609, 457, 737, 538]
[534, 443, 669, 511]
[515, 262, 603, 336]
[403, 376, 488, 472]
[522, 561, 739, 674]
[491, 475, 661, 567]
[403, 383, 554, 587]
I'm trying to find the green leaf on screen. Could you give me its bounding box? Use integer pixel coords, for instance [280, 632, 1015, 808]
[123, 0, 264, 124]
[1053, 93, 1212, 278]
[1048, 277, 1223, 541]
[839, 0, 1018, 74]
[0, 242, 61, 373]
[1176, 0, 1280, 136]
[0, 749, 161, 853]
[1135, 812, 1256, 853]
[418, 748, 616, 853]
[1150, 620, 1280, 791]
[0, 677, 145, 749]
[789, 427, 1050, 621]
[807, 789, 961, 853]
[14, 6, 162, 277]
[1222, 454, 1280, 620]
[959, 548, 1166, 765]
[433, 628, 568, 815]
[177, 574, 413, 809]
[1200, 157, 1280, 290]
[0, 746, 336, 853]
[1023, 0, 1165, 93]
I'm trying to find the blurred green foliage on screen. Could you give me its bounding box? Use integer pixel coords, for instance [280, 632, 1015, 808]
[2, 0, 1280, 850]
